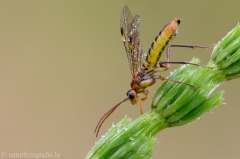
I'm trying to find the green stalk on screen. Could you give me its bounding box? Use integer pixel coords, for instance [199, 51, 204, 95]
[86, 24, 240, 159]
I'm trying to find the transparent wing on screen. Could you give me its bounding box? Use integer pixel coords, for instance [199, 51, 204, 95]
[120, 6, 143, 75]
[131, 15, 143, 73]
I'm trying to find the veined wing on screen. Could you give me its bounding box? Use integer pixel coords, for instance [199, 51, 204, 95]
[120, 6, 143, 75]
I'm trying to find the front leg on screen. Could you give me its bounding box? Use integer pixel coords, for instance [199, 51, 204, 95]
[139, 89, 153, 114]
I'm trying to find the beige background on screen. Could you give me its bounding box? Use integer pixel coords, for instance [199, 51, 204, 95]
[0, 0, 239, 159]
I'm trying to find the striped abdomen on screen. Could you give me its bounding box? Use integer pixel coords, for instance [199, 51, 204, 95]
[143, 18, 181, 70]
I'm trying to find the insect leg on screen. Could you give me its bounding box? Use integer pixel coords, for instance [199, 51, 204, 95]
[159, 61, 212, 69]
[139, 97, 146, 114]
[153, 74, 196, 90]
[153, 61, 210, 74]
[166, 44, 214, 62]
[139, 89, 153, 114]
[152, 63, 170, 73]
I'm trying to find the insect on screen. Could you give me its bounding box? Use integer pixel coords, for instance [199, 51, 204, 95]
[94, 5, 210, 137]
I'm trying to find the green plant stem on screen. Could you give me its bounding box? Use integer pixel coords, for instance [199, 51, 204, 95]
[86, 24, 240, 159]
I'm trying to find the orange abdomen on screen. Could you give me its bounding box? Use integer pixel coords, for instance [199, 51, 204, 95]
[143, 18, 181, 70]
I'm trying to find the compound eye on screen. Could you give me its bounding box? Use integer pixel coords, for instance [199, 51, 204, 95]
[128, 92, 135, 100]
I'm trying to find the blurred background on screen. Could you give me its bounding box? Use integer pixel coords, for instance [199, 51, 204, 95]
[0, 0, 239, 158]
